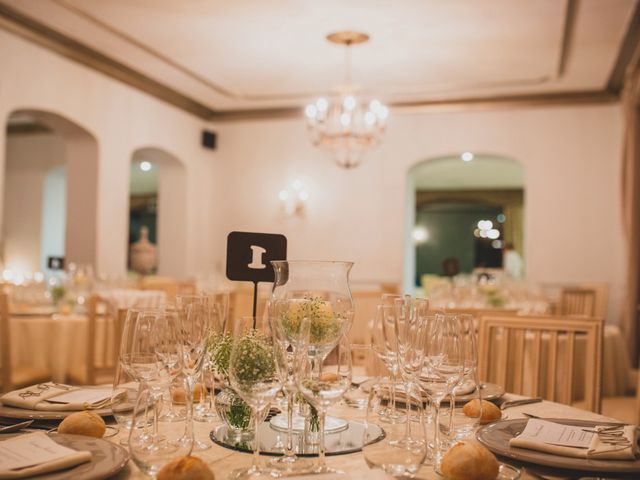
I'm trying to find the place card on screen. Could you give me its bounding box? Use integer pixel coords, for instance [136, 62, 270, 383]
[0, 432, 85, 471]
[516, 419, 594, 448]
[45, 388, 112, 405]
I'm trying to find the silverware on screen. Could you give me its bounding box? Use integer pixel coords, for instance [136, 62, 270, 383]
[0, 420, 33, 433]
[500, 397, 543, 410]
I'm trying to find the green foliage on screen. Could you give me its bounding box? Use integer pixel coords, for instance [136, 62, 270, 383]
[280, 296, 343, 344]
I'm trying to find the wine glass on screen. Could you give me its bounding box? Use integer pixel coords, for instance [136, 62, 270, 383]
[268, 300, 313, 473]
[111, 359, 140, 446]
[419, 313, 463, 467]
[393, 296, 429, 446]
[228, 316, 283, 479]
[446, 314, 483, 440]
[129, 381, 193, 477]
[175, 294, 214, 451]
[295, 326, 352, 474]
[363, 379, 428, 478]
[371, 305, 404, 423]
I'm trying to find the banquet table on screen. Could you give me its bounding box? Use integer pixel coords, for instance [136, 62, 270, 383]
[10, 313, 116, 383]
[107, 393, 627, 480]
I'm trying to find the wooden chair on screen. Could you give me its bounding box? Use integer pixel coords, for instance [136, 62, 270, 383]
[477, 314, 604, 412]
[0, 293, 50, 392]
[68, 295, 126, 385]
[559, 287, 597, 317]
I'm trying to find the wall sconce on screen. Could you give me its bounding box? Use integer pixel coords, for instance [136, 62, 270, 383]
[279, 179, 309, 217]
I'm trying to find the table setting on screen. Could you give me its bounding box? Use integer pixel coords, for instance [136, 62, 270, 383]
[1, 254, 639, 480]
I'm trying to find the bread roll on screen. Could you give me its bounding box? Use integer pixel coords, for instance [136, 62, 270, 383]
[440, 440, 499, 480]
[157, 456, 215, 480]
[462, 399, 501, 424]
[172, 383, 206, 404]
[58, 411, 106, 438]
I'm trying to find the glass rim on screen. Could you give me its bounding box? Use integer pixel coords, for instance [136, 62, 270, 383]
[270, 260, 354, 267]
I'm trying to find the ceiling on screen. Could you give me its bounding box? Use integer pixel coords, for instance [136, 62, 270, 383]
[412, 155, 524, 190]
[0, 0, 637, 117]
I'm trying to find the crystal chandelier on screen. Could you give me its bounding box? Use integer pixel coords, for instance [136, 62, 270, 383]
[304, 31, 389, 169]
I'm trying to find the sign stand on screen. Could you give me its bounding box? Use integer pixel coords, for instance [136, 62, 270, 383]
[226, 231, 287, 328]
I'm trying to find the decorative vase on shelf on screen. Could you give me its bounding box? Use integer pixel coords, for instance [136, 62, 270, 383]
[270, 260, 354, 359]
[130, 226, 157, 275]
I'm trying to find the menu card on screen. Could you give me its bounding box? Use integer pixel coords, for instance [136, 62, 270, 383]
[516, 419, 594, 448]
[0, 432, 90, 472]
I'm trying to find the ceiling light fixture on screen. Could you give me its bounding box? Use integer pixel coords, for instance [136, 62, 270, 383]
[305, 31, 388, 169]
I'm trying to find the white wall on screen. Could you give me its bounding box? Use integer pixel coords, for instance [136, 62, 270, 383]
[0, 29, 225, 277]
[3, 133, 64, 274]
[41, 166, 66, 272]
[214, 105, 625, 323]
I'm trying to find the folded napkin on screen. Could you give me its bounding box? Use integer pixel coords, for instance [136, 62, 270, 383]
[510, 419, 638, 460]
[1, 384, 115, 411]
[0, 432, 92, 479]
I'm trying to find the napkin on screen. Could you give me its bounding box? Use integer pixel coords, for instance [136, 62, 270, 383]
[0, 384, 115, 411]
[510, 419, 638, 460]
[0, 432, 92, 479]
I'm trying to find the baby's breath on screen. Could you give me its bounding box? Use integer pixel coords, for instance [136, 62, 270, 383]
[280, 296, 343, 344]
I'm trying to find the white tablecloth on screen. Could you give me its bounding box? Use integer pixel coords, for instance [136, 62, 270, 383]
[10, 314, 114, 383]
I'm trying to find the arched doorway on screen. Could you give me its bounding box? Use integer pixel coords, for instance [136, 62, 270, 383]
[2, 110, 98, 278]
[404, 153, 525, 292]
[128, 147, 186, 276]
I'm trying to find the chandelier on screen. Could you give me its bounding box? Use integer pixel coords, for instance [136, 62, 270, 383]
[304, 31, 389, 169]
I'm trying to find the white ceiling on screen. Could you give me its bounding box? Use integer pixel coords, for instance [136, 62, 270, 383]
[2, 0, 637, 111]
[412, 155, 524, 190]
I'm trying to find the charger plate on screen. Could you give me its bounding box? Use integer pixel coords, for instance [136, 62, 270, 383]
[1, 433, 129, 479]
[211, 420, 384, 457]
[477, 418, 640, 474]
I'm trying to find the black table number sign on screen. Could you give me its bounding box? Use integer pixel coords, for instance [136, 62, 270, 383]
[226, 231, 287, 326]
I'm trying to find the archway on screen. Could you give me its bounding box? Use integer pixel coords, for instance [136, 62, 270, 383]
[2, 110, 98, 277]
[128, 147, 186, 276]
[404, 153, 525, 293]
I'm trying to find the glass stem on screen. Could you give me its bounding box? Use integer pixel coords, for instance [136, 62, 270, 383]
[433, 399, 442, 464]
[404, 381, 412, 440]
[448, 391, 456, 435]
[318, 409, 327, 470]
[153, 394, 160, 438]
[285, 390, 295, 457]
[390, 368, 398, 413]
[252, 408, 261, 470]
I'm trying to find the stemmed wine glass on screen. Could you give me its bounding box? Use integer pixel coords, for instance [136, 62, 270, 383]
[228, 316, 283, 479]
[447, 314, 483, 440]
[363, 379, 428, 478]
[392, 296, 429, 446]
[268, 300, 313, 473]
[295, 322, 353, 474]
[371, 305, 405, 423]
[175, 294, 214, 451]
[419, 313, 463, 467]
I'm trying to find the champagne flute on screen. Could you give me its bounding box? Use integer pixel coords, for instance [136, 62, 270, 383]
[295, 326, 352, 474]
[228, 317, 283, 479]
[363, 379, 428, 478]
[175, 294, 213, 451]
[420, 313, 463, 467]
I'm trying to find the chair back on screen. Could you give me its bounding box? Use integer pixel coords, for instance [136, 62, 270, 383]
[0, 294, 10, 391]
[477, 314, 603, 412]
[560, 287, 597, 317]
[86, 295, 126, 385]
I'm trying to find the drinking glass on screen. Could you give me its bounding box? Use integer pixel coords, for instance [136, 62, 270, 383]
[111, 360, 140, 446]
[129, 382, 193, 477]
[175, 294, 213, 451]
[363, 380, 428, 478]
[268, 300, 313, 473]
[393, 296, 429, 445]
[295, 327, 352, 474]
[420, 313, 463, 467]
[446, 314, 483, 440]
[371, 305, 404, 423]
[228, 316, 283, 479]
